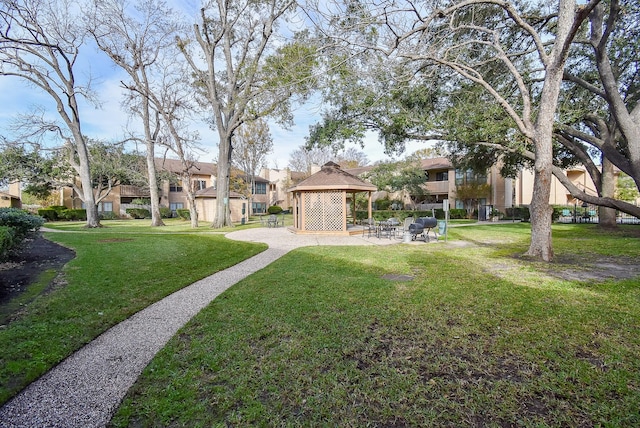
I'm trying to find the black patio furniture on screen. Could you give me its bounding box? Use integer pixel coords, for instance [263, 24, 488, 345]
[378, 217, 400, 239]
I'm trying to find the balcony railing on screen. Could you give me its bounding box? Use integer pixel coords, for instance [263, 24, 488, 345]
[119, 185, 150, 197]
[424, 181, 450, 194]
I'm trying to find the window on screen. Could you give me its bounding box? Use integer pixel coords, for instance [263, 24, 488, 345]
[455, 168, 486, 184]
[98, 202, 113, 213]
[455, 169, 464, 185]
[253, 182, 267, 194]
[435, 171, 448, 181]
[193, 179, 207, 191]
[170, 181, 183, 192]
[170, 202, 184, 211]
[252, 202, 266, 214]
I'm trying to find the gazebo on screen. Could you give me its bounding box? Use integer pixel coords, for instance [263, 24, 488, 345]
[288, 162, 377, 235]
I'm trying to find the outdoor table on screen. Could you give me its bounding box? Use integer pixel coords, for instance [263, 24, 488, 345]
[377, 219, 400, 239]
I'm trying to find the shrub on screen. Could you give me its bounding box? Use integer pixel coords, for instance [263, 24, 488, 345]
[38, 208, 59, 221]
[0, 225, 15, 260]
[176, 209, 190, 220]
[267, 205, 283, 214]
[59, 209, 87, 221]
[49, 205, 67, 213]
[126, 208, 151, 219]
[448, 209, 467, 219]
[0, 208, 44, 242]
[99, 211, 119, 220]
[160, 207, 173, 218]
[375, 197, 391, 210]
[131, 198, 151, 205]
[505, 206, 530, 221]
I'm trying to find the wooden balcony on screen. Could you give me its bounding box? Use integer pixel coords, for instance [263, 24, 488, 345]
[119, 185, 150, 197]
[424, 181, 450, 194]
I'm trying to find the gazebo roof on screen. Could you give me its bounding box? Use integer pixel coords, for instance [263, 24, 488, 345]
[289, 162, 377, 192]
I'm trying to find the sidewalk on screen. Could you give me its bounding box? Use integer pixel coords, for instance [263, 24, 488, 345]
[0, 227, 412, 427]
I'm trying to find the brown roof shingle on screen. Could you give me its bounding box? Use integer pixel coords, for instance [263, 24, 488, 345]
[289, 162, 377, 192]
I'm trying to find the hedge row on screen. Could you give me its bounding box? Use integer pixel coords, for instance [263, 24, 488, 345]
[355, 208, 467, 221]
[0, 208, 45, 260]
[126, 208, 151, 219]
[38, 206, 87, 221]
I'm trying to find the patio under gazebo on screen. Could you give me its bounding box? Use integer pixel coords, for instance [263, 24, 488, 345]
[288, 162, 377, 235]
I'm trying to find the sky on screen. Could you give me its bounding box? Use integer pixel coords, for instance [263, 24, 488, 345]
[0, 1, 430, 171]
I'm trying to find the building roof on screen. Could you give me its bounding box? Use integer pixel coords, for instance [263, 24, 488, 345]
[344, 157, 453, 177]
[154, 158, 216, 176]
[420, 157, 452, 170]
[289, 162, 377, 192]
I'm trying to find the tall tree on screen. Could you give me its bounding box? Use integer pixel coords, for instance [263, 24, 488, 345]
[364, 159, 427, 210]
[0, 0, 101, 227]
[232, 119, 273, 216]
[178, 1, 317, 228]
[89, 0, 184, 227]
[0, 139, 143, 207]
[288, 145, 335, 175]
[309, 0, 599, 261]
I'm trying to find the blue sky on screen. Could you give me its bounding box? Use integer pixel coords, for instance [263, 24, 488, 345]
[0, 1, 428, 170]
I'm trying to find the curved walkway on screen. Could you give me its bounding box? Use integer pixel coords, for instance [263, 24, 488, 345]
[0, 227, 409, 428]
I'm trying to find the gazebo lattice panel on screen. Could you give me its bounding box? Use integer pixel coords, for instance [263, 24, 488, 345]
[303, 191, 343, 231]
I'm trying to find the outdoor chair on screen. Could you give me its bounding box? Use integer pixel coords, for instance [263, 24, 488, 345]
[362, 218, 376, 238]
[402, 217, 415, 234]
[267, 214, 278, 228]
[378, 217, 400, 239]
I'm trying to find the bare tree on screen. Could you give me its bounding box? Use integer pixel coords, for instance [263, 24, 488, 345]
[88, 0, 183, 227]
[288, 145, 335, 175]
[232, 119, 273, 216]
[178, 0, 316, 228]
[0, 0, 100, 227]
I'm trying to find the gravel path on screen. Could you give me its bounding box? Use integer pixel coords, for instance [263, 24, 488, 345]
[0, 227, 406, 427]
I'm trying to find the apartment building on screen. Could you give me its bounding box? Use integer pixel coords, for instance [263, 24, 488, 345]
[342, 156, 617, 216]
[59, 158, 271, 222]
[0, 182, 21, 208]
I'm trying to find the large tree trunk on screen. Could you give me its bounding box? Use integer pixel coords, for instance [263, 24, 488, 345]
[213, 132, 233, 228]
[599, 157, 617, 228]
[146, 143, 164, 227]
[526, 145, 554, 261]
[182, 173, 199, 228]
[71, 131, 100, 228]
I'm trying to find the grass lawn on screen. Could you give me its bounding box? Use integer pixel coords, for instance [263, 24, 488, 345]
[111, 223, 640, 426]
[0, 221, 267, 404]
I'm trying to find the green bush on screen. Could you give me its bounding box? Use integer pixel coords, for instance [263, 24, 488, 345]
[38, 208, 59, 221]
[505, 206, 530, 221]
[59, 209, 87, 221]
[0, 226, 15, 260]
[126, 208, 151, 219]
[267, 205, 283, 214]
[176, 209, 190, 220]
[449, 208, 467, 219]
[374, 197, 392, 210]
[99, 211, 119, 220]
[160, 207, 172, 218]
[131, 198, 151, 205]
[49, 205, 67, 213]
[0, 208, 44, 242]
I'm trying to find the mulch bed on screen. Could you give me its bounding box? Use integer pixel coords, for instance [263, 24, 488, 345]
[0, 235, 76, 305]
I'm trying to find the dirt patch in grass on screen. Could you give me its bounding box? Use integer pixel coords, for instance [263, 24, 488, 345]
[542, 255, 640, 283]
[0, 235, 75, 307]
